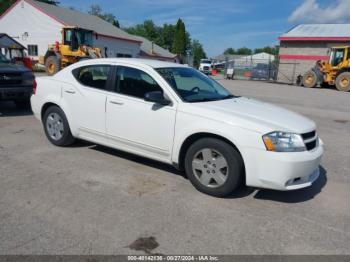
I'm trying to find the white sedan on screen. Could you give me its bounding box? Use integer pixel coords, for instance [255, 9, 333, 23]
[31, 58, 323, 197]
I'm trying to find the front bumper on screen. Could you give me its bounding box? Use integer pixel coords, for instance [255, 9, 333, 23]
[244, 140, 324, 190]
[0, 86, 32, 101]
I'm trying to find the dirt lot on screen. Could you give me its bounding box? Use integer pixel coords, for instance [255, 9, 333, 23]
[0, 79, 349, 255]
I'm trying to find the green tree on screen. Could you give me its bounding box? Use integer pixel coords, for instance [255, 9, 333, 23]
[236, 47, 252, 55]
[36, 0, 59, 4]
[125, 19, 206, 63]
[172, 19, 187, 62]
[254, 45, 279, 56]
[0, 0, 58, 15]
[158, 23, 175, 50]
[224, 47, 236, 55]
[125, 20, 161, 43]
[192, 39, 207, 68]
[88, 4, 120, 28]
[0, 0, 15, 15]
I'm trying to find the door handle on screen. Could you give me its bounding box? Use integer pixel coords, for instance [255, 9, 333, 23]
[64, 89, 75, 94]
[109, 100, 124, 105]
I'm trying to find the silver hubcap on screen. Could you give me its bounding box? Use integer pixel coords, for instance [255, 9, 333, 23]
[192, 148, 229, 188]
[46, 112, 64, 141]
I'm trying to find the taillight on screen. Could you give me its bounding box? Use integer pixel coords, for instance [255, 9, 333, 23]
[33, 79, 37, 95]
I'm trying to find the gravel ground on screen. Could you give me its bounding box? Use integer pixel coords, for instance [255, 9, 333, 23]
[0, 79, 349, 255]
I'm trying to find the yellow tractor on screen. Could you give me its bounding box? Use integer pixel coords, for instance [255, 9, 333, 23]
[40, 27, 102, 76]
[303, 46, 350, 92]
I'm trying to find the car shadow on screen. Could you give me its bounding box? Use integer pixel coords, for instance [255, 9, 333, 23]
[89, 144, 184, 177]
[87, 143, 327, 201]
[0, 101, 33, 117]
[227, 184, 257, 199]
[253, 165, 327, 203]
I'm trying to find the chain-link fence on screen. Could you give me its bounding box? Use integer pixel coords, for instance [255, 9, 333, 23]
[212, 54, 278, 81]
[275, 62, 301, 85]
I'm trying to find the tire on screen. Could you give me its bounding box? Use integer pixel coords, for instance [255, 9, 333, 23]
[184, 138, 244, 197]
[45, 56, 61, 76]
[302, 70, 317, 88]
[335, 72, 350, 92]
[14, 99, 30, 109]
[43, 106, 75, 146]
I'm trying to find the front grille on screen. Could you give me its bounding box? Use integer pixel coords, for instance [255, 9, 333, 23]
[305, 140, 317, 151]
[301, 130, 317, 151]
[203, 66, 210, 70]
[0, 72, 22, 86]
[301, 131, 316, 140]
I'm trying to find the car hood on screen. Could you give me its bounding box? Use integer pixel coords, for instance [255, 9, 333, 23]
[184, 97, 316, 134]
[0, 63, 30, 73]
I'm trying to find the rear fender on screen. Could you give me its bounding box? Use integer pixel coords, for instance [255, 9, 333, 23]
[335, 67, 350, 79]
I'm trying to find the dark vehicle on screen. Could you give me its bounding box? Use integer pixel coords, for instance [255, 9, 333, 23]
[251, 63, 271, 80]
[0, 53, 35, 108]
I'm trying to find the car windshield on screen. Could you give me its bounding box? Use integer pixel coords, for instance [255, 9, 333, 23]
[156, 67, 235, 102]
[0, 53, 10, 63]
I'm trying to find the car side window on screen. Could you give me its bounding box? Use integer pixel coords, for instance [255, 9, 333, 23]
[115, 66, 163, 99]
[73, 65, 111, 90]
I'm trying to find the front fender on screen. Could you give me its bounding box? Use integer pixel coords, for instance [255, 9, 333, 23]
[171, 111, 264, 164]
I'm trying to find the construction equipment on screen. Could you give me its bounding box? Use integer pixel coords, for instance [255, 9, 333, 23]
[40, 27, 102, 76]
[303, 46, 350, 92]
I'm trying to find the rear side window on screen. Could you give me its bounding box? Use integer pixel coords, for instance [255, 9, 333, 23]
[115, 66, 163, 99]
[73, 65, 111, 90]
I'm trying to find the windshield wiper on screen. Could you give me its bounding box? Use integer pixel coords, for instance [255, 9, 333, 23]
[222, 95, 235, 100]
[187, 97, 214, 102]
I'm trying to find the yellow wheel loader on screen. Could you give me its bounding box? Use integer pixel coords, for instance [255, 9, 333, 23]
[40, 27, 102, 76]
[303, 46, 350, 92]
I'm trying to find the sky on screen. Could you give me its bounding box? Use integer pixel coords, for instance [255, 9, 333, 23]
[58, 0, 350, 57]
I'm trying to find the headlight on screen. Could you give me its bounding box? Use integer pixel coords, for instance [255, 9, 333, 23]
[262, 131, 306, 152]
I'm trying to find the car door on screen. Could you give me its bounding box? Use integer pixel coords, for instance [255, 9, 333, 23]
[106, 65, 177, 162]
[62, 64, 112, 143]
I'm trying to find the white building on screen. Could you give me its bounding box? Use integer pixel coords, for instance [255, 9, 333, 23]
[234, 52, 275, 67]
[213, 52, 275, 68]
[0, 0, 177, 62]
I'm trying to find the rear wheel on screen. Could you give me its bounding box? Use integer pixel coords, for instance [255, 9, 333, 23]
[302, 70, 317, 88]
[43, 106, 75, 146]
[45, 56, 61, 76]
[184, 138, 244, 197]
[335, 72, 350, 92]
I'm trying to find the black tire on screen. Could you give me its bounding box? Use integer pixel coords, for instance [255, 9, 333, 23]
[335, 72, 350, 92]
[184, 138, 244, 197]
[45, 56, 61, 76]
[43, 106, 75, 146]
[14, 99, 30, 109]
[302, 70, 317, 88]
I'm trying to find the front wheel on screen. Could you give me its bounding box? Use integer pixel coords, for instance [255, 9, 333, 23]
[45, 56, 61, 76]
[184, 138, 244, 197]
[302, 70, 317, 88]
[335, 72, 350, 92]
[43, 106, 75, 146]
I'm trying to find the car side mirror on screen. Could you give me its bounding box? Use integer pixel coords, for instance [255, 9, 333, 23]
[144, 91, 171, 106]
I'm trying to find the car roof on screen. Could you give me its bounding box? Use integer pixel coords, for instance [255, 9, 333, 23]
[82, 58, 187, 69]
